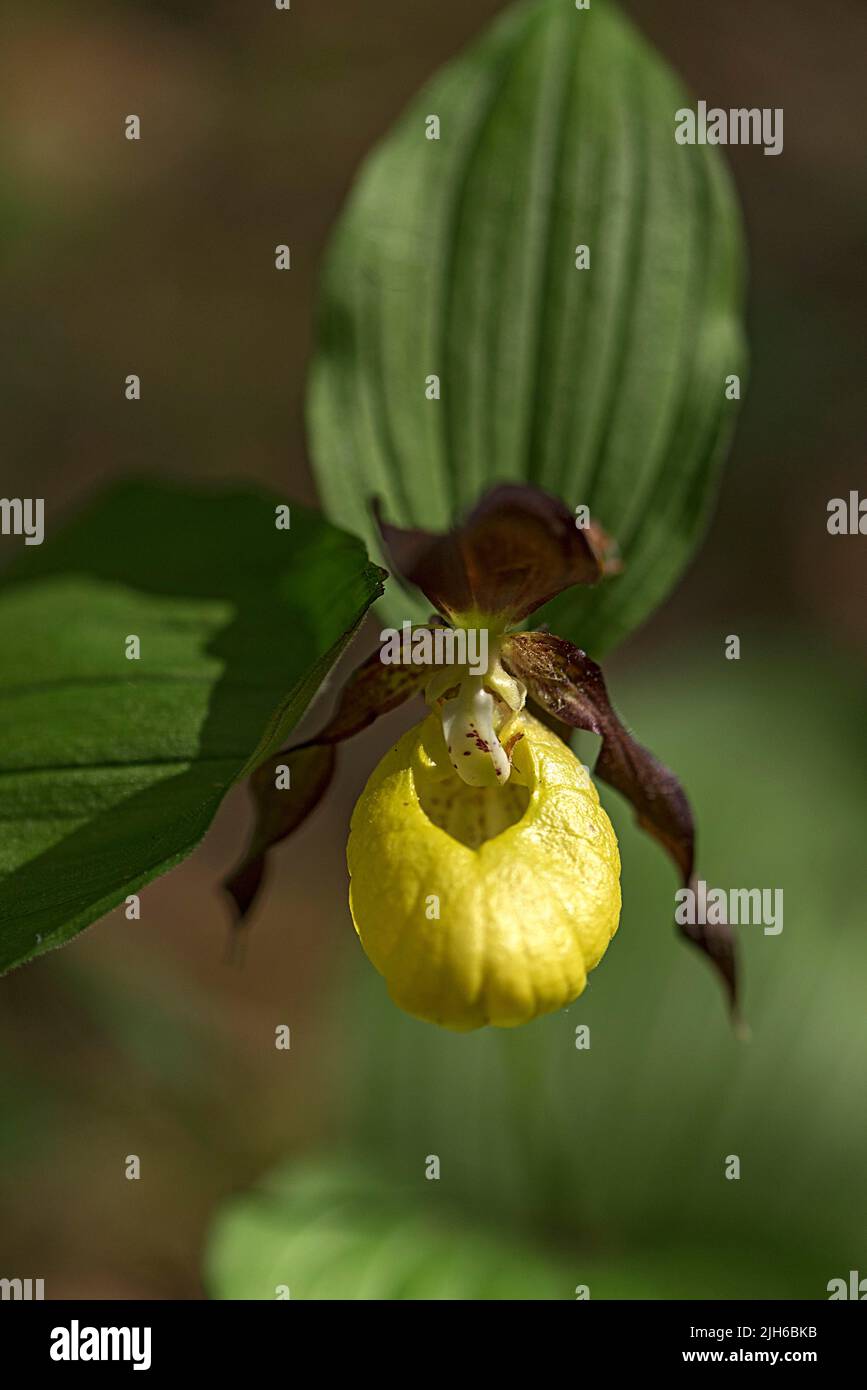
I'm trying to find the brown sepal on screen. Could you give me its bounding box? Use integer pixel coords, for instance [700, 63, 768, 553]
[375, 484, 617, 627]
[502, 630, 739, 1020]
[224, 743, 336, 924]
[223, 650, 429, 927]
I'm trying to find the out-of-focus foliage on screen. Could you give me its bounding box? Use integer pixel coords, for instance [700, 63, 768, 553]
[206, 1162, 574, 1300]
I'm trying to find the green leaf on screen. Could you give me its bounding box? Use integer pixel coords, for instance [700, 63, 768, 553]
[204, 1158, 818, 1300]
[0, 481, 384, 975]
[308, 0, 746, 654]
[205, 1161, 574, 1300]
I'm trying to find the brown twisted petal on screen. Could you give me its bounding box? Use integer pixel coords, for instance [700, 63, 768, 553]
[224, 648, 430, 924]
[501, 630, 739, 1021]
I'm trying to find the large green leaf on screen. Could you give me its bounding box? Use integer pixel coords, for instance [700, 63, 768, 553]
[308, 0, 746, 654]
[0, 481, 383, 975]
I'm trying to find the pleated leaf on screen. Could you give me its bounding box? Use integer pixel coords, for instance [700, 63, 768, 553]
[308, 0, 746, 653]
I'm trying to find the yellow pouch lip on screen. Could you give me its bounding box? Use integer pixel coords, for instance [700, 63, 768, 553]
[347, 710, 621, 1032]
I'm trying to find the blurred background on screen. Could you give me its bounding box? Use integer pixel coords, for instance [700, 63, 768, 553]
[0, 0, 865, 1297]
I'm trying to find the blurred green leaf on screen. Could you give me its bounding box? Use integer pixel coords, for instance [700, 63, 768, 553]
[205, 1158, 818, 1300]
[0, 481, 383, 974]
[308, 0, 746, 654]
[206, 1161, 574, 1300]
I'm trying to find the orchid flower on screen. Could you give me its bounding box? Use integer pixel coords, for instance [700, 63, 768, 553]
[225, 485, 737, 1031]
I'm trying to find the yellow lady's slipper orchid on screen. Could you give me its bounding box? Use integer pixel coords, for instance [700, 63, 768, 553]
[347, 709, 621, 1031]
[227, 484, 737, 1031]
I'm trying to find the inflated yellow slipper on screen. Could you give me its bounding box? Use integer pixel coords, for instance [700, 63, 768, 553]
[227, 484, 734, 1033]
[348, 709, 620, 1031]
